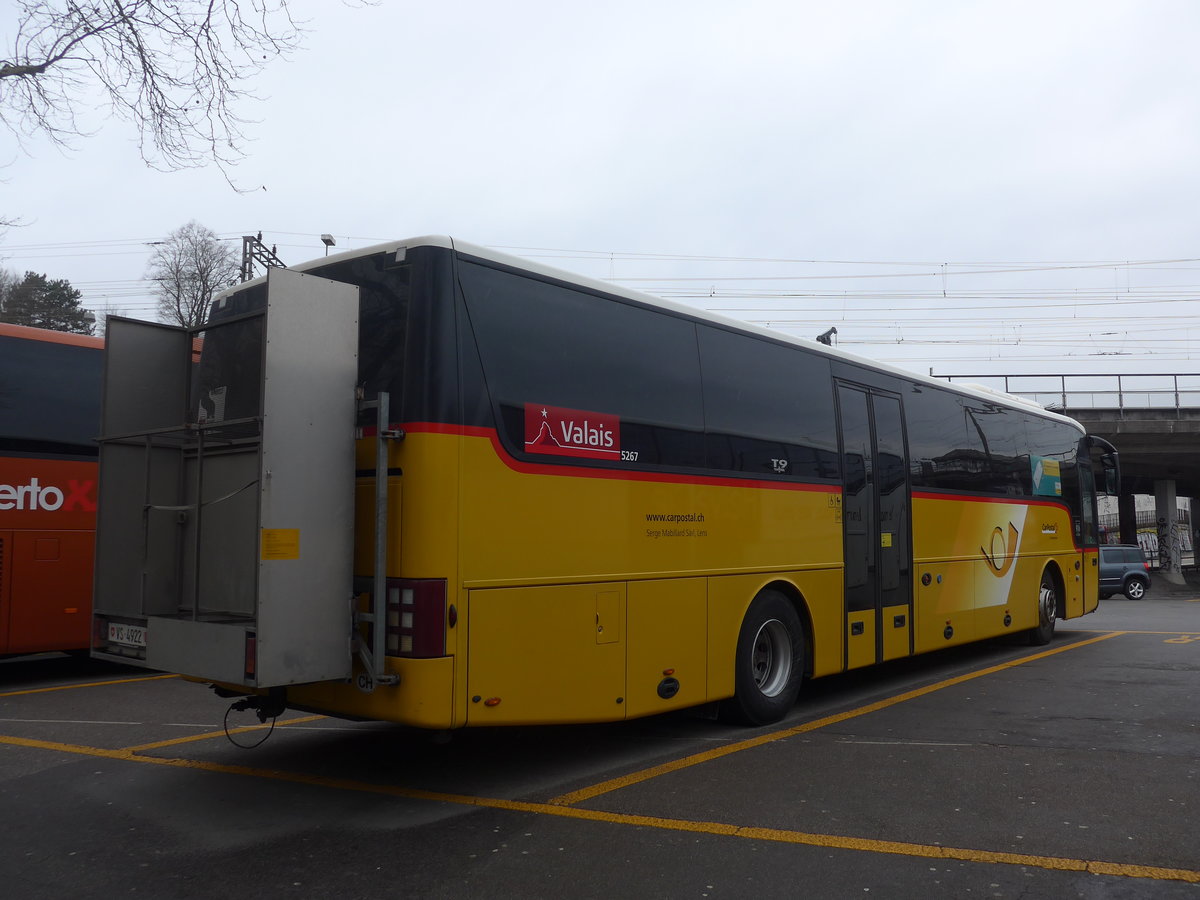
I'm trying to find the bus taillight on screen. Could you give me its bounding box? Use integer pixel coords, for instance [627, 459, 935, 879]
[385, 579, 447, 658]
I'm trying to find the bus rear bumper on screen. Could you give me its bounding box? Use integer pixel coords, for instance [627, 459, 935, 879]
[285, 655, 457, 730]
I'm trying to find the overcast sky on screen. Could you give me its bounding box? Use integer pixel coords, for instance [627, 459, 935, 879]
[4, 0, 1200, 382]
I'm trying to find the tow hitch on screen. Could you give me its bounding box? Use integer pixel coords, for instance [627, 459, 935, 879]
[221, 687, 286, 748]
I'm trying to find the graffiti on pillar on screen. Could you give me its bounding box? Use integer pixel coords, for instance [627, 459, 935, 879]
[1156, 517, 1184, 576]
[1137, 531, 1157, 560]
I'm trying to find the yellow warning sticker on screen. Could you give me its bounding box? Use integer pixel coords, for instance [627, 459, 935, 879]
[261, 528, 300, 560]
[880, 532, 893, 548]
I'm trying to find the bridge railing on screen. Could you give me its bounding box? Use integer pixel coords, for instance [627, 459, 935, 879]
[936, 373, 1200, 414]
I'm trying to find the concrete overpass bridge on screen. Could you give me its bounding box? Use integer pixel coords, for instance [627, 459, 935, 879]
[939, 373, 1200, 583]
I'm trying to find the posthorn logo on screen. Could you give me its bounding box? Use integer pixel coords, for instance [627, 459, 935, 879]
[981, 522, 1019, 577]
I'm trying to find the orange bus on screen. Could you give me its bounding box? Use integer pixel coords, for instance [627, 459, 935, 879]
[0, 323, 102, 656]
[91, 238, 1119, 727]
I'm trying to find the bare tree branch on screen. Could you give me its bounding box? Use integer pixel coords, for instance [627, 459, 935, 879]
[1, 1, 304, 177]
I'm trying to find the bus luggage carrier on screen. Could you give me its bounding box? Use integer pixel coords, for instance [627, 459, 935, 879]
[91, 269, 360, 689]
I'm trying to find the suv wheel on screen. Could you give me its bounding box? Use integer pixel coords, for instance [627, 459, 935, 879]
[1124, 578, 1147, 600]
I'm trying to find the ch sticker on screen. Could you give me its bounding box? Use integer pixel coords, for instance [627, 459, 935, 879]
[981, 522, 1019, 577]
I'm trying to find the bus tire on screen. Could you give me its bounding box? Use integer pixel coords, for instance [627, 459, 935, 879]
[1027, 570, 1058, 645]
[720, 590, 805, 726]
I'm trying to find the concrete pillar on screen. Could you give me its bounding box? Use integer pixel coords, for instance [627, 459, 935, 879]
[1190, 497, 1200, 569]
[1154, 480, 1185, 584]
[1119, 493, 1138, 546]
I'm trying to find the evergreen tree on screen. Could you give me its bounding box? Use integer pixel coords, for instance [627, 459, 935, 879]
[0, 270, 95, 334]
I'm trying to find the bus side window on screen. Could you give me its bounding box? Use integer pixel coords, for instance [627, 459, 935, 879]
[697, 326, 837, 480]
[459, 260, 705, 469]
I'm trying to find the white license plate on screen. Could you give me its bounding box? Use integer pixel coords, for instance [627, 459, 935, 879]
[107, 622, 146, 648]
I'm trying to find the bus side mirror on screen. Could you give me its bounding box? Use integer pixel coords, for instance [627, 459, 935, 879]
[1087, 436, 1120, 497]
[1102, 453, 1120, 496]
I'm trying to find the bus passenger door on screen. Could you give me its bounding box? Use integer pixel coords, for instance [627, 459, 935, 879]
[1078, 444, 1103, 614]
[837, 384, 912, 668]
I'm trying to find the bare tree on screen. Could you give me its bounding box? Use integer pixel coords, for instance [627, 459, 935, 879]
[0, 267, 17, 307]
[96, 303, 133, 336]
[0, 1, 304, 174]
[148, 221, 238, 328]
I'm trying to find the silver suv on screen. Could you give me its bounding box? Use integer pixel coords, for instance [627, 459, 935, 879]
[1098, 544, 1151, 600]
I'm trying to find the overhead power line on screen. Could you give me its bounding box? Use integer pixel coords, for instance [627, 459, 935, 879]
[4, 237, 1200, 366]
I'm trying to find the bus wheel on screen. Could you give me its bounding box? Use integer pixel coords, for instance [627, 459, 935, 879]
[720, 590, 805, 726]
[1027, 572, 1057, 646]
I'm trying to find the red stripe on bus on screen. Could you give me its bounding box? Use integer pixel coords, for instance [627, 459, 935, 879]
[915, 489, 1101, 553]
[912, 490, 1071, 510]
[371, 425, 1095, 507]
[392, 422, 841, 494]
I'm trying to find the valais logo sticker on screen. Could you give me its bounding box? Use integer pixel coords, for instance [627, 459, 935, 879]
[525, 404, 620, 460]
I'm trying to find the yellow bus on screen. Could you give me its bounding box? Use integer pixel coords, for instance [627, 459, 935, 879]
[92, 237, 1118, 728]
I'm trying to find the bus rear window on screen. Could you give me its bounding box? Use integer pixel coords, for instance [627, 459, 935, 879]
[194, 317, 264, 432]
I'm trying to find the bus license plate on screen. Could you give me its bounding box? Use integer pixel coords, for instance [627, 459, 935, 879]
[107, 622, 146, 648]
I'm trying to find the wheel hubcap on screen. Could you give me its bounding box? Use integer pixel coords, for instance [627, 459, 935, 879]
[751, 619, 793, 697]
[1040, 583, 1057, 626]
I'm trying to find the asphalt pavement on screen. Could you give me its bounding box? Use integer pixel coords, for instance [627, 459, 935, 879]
[1, 589, 1198, 899]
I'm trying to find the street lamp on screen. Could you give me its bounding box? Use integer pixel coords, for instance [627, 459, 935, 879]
[321, 234, 336, 256]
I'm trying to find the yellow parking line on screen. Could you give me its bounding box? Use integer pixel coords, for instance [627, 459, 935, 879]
[550, 631, 1125, 806]
[0, 729, 1194, 885]
[0, 673, 179, 698]
[1065, 628, 1200, 638]
[123, 714, 328, 752]
[1105, 629, 1200, 635]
